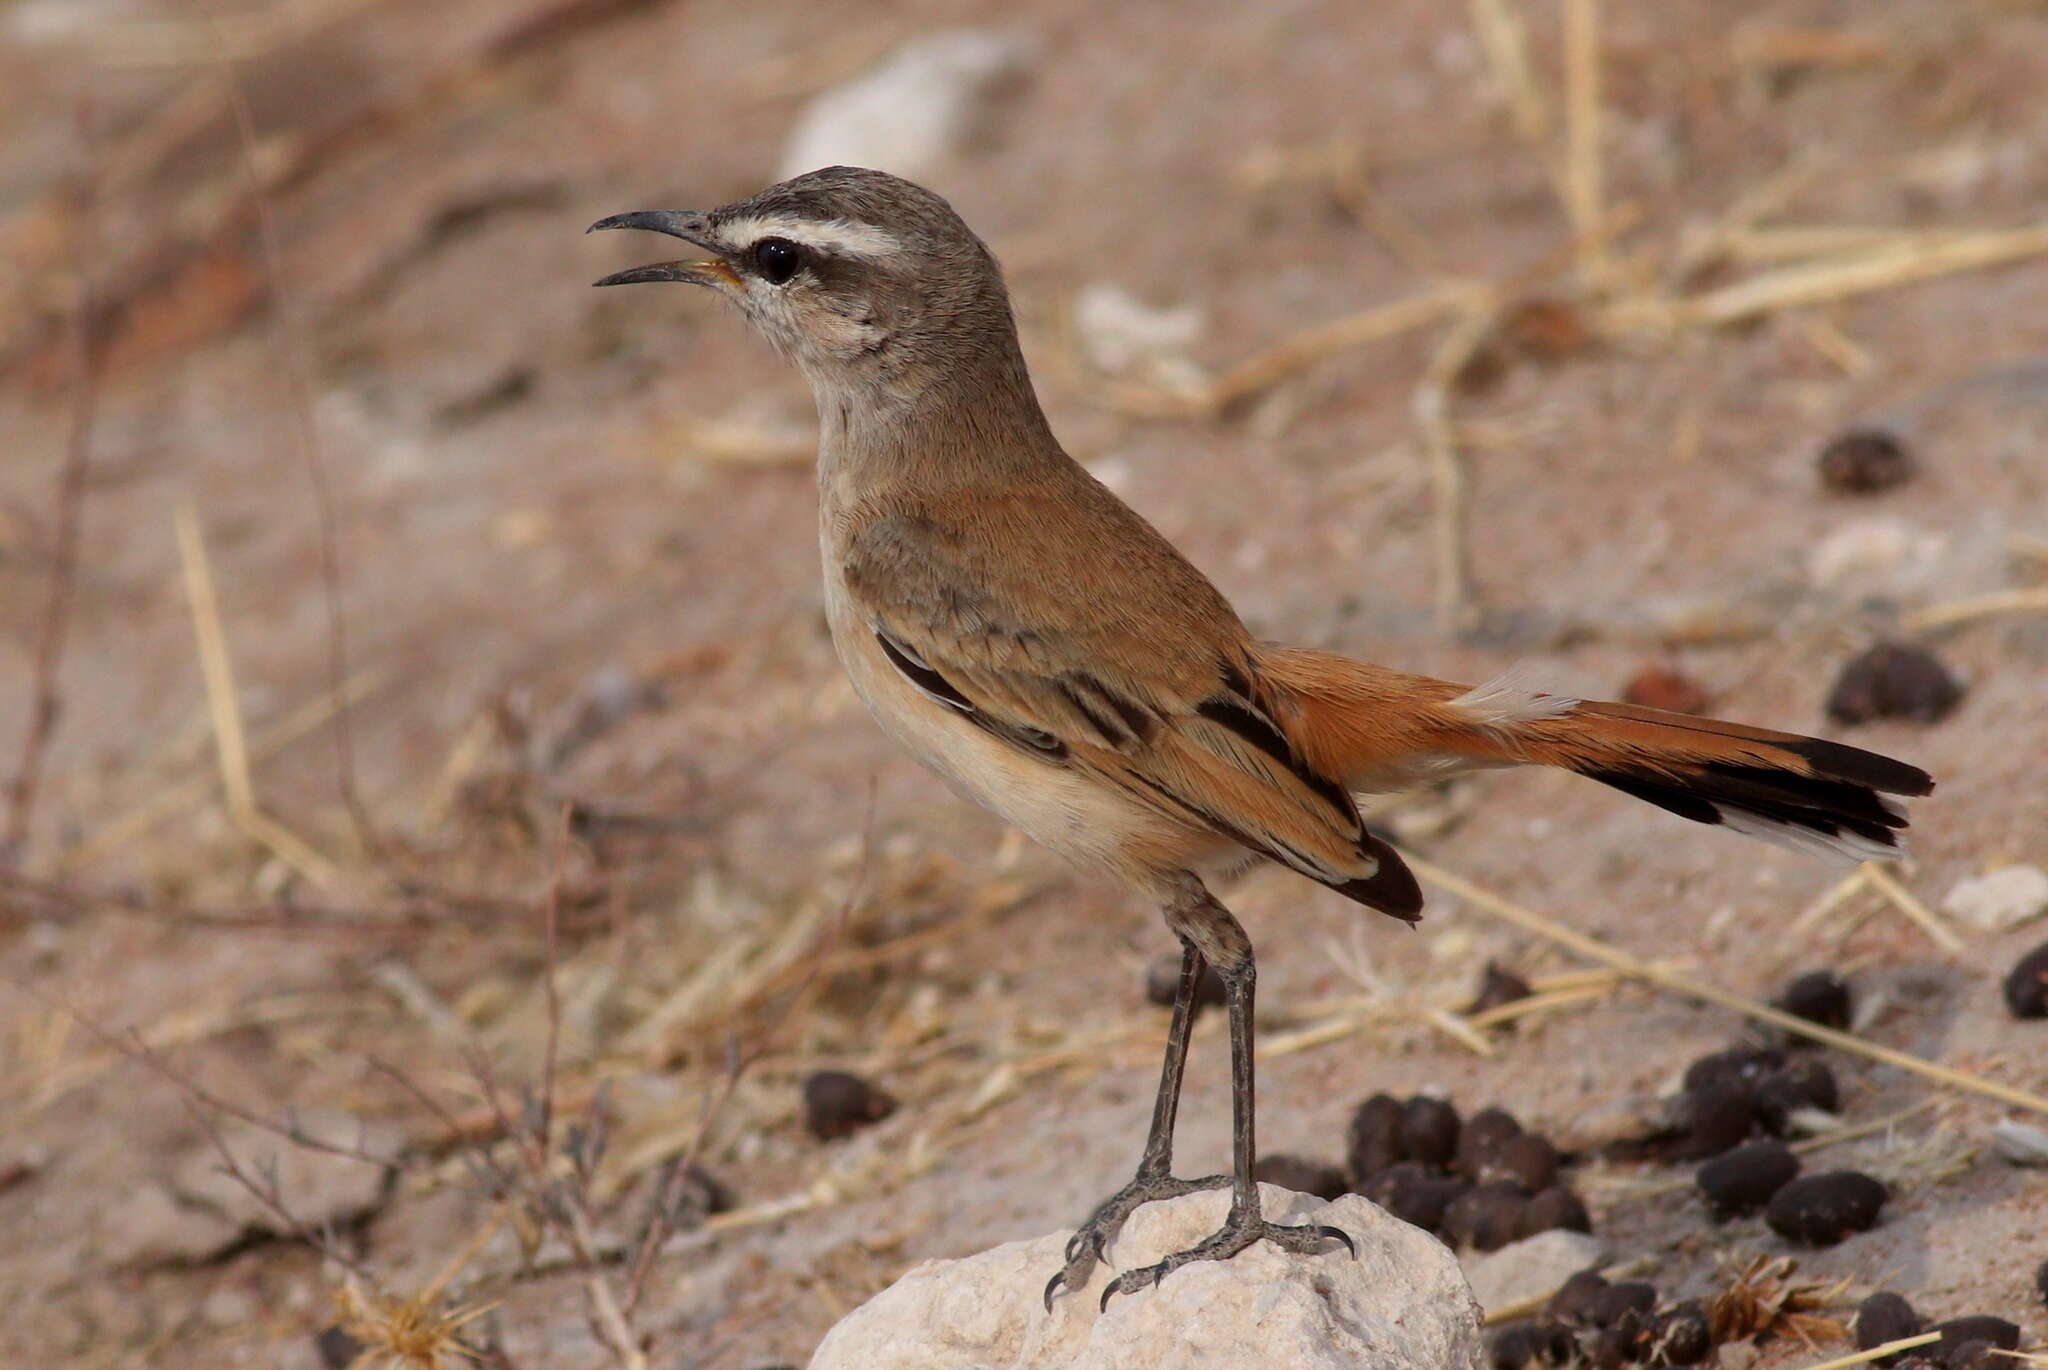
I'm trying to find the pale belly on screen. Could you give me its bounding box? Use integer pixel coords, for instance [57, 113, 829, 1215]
[819, 561, 1206, 887]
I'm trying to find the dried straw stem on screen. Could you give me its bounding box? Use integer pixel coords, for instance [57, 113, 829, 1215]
[1406, 854, 2048, 1116]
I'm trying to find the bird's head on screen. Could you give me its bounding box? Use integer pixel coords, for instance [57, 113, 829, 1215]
[590, 166, 1021, 406]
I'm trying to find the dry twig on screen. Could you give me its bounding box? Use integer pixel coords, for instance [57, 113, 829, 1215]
[4, 104, 100, 865]
[1408, 853, 2048, 1116]
[216, 44, 381, 859]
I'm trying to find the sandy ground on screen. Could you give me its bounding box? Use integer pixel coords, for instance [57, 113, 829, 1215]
[3, 0, 2047, 1366]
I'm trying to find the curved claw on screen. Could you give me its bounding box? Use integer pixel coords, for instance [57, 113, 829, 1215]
[1099, 1267, 1150, 1312]
[1042, 1269, 1067, 1314]
[1317, 1223, 1357, 1259]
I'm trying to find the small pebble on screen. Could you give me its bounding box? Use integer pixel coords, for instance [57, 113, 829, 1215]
[1519, 1186, 1592, 1238]
[1486, 1132, 1560, 1192]
[1928, 1317, 2020, 1364]
[2005, 940, 2048, 1019]
[1401, 1095, 1463, 1169]
[1817, 427, 1917, 495]
[1467, 961, 1534, 1018]
[1777, 970, 1852, 1033]
[1623, 665, 1710, 715]
[1361, 1161, 1467, 1233]
[1697, 1139, 1800, 1218]
[1668, 1080, 1757, 1160]
[1683, 1046, 1786, 1094]
[1764, 1170, 1886, 1245]
[1755, 1060, 1840, 1136]
[1444, 1180, 1531, 1252]
[801, 1070, 897, 1141]
[1143, 954, 1227, 1014]
[1989, 1119, 2048, 1166]
[1941, 864, 2048, 933]
[316, 1327, 367, 1370]
[1456, 1106, 1525, 1179]
[1856, 1291, 1923, 1364]
[1347, 1092, 1408, 1180]
[1825, 642, 1963, 726]
[1547, 1269, 1611, 1325]
[1649, 1300, 1714, 1366]
[1253, 1153, 1347, 1201]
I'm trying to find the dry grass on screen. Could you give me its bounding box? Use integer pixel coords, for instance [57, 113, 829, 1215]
[9, 3, 2048, 1365]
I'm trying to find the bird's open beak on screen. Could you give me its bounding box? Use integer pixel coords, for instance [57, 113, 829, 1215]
[586, 209, 739, 288]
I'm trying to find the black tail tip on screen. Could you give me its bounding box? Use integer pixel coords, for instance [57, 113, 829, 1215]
[1331, 837, 1424, 921]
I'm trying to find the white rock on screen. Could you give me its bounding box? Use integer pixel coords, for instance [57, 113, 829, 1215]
[1804, 517, 1946, 591]
[777, 30, 1039, 182]
[1072, 282, 1209, 391]
[97, 1180, 243, 1267]
[1941, 864, 2048, 932]
[1989, 1120, 2048, 1167]
[171, 1108, 399, 1237]
[809, 1186, 1483, 1370]
[1460, 1229, 1605, 1315]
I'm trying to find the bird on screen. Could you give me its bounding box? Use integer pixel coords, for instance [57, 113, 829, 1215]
[588, 166, 1933, 1307]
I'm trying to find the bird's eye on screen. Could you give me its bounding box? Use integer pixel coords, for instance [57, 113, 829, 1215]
[753, 237, 803, 285]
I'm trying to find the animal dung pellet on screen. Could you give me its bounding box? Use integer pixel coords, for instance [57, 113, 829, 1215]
[1587, 1280, 1658, 1329]
[1488, 1132, 1560, 1192]
[1764, 1170, 1886, 1245]
[1754, 1060, 1840, 1135]
[1776, 970, 1852, 1032]
[1253, 1152, 1347, 1200]
[1622, 664, 1710, 715]
[801, 1069, 897, 1141]
[1927, 1317, 2020, 1365]
[1855, 1291, 1923, 1365]
[1488, 1319, 1574, 1370]
[1362, 1161, 1467, 1233]
[1346, 1092, 1407, 1180]
[1546, 1269, 1611, 1325]
[1825, 642, 1963, 726]
[1586, 1322, 1646, 1369]
[1519, 1185, 1592, 1237]
[1696, 1139, 1799, 1217]
[1466, 961, 1534, 1018]
[2005, 939, 2048, 1018]
[1443, 1179, 1530, 1252]
[1817, 427, 1917, 495]
[1682, 1045, 1785, 1094]
[1455, 1105, 1525, 1179]
[1649, 1300, 1714, 1366]
[316, 1327, 368, 1370]
[1143, 953, 1226, 1013]
[1400, 1094, 1463, 1169]
[1668, 1081, 1756, 1160]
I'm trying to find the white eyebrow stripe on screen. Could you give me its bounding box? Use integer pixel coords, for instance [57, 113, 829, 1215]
[718, 213, 905, 259]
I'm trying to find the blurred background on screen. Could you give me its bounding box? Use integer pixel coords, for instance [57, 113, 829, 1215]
[3, 1, 2047, 1366]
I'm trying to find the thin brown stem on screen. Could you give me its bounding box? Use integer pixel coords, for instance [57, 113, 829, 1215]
[5, 103, 100, 864]
[216, 49, 380, 858]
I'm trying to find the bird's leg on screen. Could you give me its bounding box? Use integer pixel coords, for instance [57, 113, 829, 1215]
[1042, 938, 1227, 1308]
[1097, 880, 1354, 1308]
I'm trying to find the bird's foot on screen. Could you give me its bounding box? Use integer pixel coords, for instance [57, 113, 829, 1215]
[1096, 1203, 1354, 1310]
[1041, 1170, 1228, 1309]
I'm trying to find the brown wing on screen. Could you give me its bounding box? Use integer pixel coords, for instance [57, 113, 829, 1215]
[838, 476, 1420, 917]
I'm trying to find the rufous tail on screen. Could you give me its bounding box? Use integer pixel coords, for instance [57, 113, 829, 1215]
[1257, 646, 1933, 865]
